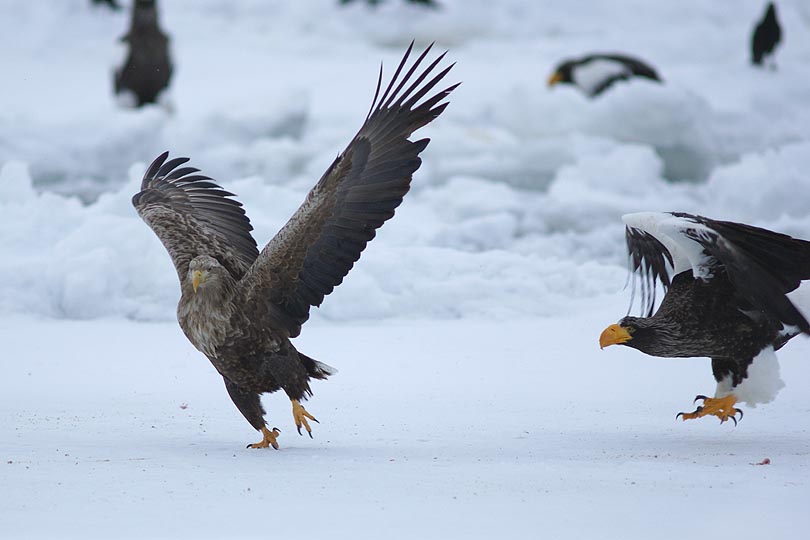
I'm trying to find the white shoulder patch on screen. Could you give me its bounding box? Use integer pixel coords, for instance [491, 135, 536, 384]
[571, 59, 629, 95]
[623, 212, 721, 279]
[714, 346, 785, 406]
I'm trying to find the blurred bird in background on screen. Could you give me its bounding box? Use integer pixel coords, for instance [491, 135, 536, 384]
[751, 2, 782, 68]
[547, 53, 661, 98]
[114, 0, 173, 108]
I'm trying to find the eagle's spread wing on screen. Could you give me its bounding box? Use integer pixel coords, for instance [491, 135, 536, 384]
[676, 214, 810, 334]
[623, 211, 810, 332]
[238, 43, 458, 337]
[600, 54, 661, 81]
[132, 152, 259, 283]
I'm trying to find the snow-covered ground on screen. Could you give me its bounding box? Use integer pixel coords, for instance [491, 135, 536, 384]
[2, 0, 810, 537]
[4, 315, 810, 538]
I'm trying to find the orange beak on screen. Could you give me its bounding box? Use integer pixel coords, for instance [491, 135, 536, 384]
[599, 324, 633, 349]
[547, 71, 564, 87]
[192, 270, 203, 293]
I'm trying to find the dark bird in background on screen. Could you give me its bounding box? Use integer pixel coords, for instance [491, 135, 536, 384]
[114, 0, 172, 108]
[751, 2, 782, 67]
[600, 212, 810, 424]
[548, 54, 662, 98]
[132, 44, 457, 449]
[91, 0, 121, 10]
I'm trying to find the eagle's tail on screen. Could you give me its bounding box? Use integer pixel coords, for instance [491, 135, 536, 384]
[300, 352, 337, 380]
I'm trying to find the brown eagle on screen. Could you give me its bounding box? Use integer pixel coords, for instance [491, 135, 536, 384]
[132, 44, 457, 449]
[600, 212, 810, 424]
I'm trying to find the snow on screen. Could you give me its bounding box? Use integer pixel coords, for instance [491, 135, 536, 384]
[3, 315, 809, 539]
[2, 0, 810, 537]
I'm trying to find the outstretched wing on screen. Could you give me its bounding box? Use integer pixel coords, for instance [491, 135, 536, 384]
[132, 152, 259, 284]
[676, 214, 810, 333]
[601, 54, 661, 81]
[623, 211, 810, 332]
[238, 43, 458, 337]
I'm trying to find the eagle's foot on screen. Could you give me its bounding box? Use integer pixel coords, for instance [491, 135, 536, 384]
[247, 426, 281, 449]
[292, 400, 319, 437]
[676, 395, 743, 425]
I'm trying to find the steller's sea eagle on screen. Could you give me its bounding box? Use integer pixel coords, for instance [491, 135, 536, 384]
[547, 53, 661, 98]
[600, 212, 810, 424]
[132, 44, 457, 449]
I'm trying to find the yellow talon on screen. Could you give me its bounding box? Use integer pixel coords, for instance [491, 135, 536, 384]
[292, 400, 319, 437]
[677, 395, 743, 425]
[247, 426, 280, 449]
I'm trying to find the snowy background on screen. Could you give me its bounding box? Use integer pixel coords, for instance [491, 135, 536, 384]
[2, 0, 810, 538]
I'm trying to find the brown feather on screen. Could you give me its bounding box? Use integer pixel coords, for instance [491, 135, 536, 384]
[238, 44, 457, 336]
[132, 152, 259, 283]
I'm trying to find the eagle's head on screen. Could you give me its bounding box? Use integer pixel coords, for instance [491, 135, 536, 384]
[599, 317, 669, 355]
[188, 255, 232, 295]
[547, 61, 574, 87]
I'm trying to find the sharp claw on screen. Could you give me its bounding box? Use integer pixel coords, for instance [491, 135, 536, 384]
[736, 409, 744, 421]
[729, 415, 738, 426]
[677, 406, 705, 421]
[308, 431, 313, 439]
[296, 425, 303, 436]
[246, 443, 252, 449]
[693, 395, 709, 403]
[312, 417, 320, 424]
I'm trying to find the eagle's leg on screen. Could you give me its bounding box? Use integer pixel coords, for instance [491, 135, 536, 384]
[676, 394, 743, 425]
[248, 426, 281, 450]
[291, 400, 319, 437]
[224, 378, 281, 449]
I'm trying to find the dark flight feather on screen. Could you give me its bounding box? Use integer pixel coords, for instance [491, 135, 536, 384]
[625, 227, 673, 316]
[238, 42, 459, 337]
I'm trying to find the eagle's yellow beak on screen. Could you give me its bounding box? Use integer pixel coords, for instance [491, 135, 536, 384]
[599, 324, 633, 349]
[192, 270, 203, 293]
[548, 71, 564, 87]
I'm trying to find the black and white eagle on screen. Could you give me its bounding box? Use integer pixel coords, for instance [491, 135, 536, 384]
[114, 0, 173, 108]
[547, 54, 661, 98]
[751, 2, 782, 67]
[132, 44, 457, 449]
[600, 212, 810, 424]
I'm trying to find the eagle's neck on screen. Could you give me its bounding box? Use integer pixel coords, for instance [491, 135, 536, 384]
[629, 321, 687, 357]
[177, 277, 237, 358]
